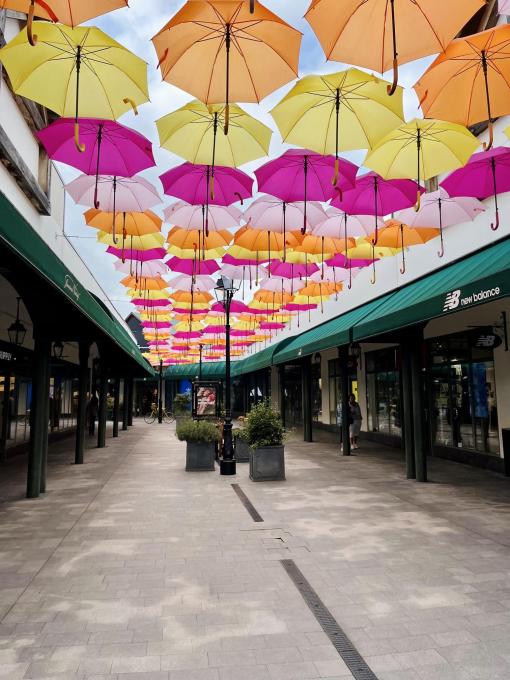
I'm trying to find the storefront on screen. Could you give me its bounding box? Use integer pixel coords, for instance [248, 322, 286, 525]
[365, 348, 402, 440]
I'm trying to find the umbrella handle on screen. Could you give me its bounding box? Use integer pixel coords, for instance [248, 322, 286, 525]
[414, 188, 421, 212]
[483, 121, 494, 151]
[224, 104, 230, 136]
[74, 122, 86, 153]
[27, 1, 38, 46]
[250, 0, 255, 12]
[387, 58, 398, 96]
[438, 227, 445, 258]
[93, 186, 100, 210]
[209, 174, 215, 201]
[491, 208, 500, 231]
[234, 192, 243, 205]
[331, 158, 339, 186]
[123, 98, 139, 116]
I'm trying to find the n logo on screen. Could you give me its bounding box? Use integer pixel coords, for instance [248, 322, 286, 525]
[443, 289, 461, 312]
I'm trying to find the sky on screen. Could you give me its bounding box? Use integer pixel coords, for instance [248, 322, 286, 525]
[61, 0, 434, 321]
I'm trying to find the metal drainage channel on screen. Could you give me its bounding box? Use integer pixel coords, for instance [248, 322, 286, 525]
[231, 484, 264, 522]
[281, 559, 379, 680]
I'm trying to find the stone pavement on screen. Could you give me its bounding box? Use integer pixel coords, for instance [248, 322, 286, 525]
[1, 423, 510, 680]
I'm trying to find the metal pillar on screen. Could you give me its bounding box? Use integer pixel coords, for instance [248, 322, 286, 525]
[302, 356, 313, 443]
[401, 341, 416, 479]
[0, 370, 11, 462]
[112, 378, 121, 438]
[339, 345, 351, 456]
[122, 379, 129, 431]
[410, 333, 427, 482]
[279, 365, 286, 427]
[97, 365, 108, 449]
[75, 342, 89, 465]
[220, 292, 236, 476]
[39, 353, 51, 494]
[158, 360, 163, 424]
[127, 378, 134, 426]
[27, 335, 51, 499]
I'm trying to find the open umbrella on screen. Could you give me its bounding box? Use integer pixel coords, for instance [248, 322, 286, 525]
[152, 0, 301, 133]
[115, 260, 167, 277]
[255, 149, 357, 233]
[160, 163, 253, 207]
[415, 25, 510, 150]
[165, 201, 241, 232]
[166, 256, 220, 277]
[441, 147, 510, 231]
[365, 119, 479, 210]
[0, 24, 148, 150]
[38, 119, 154, 208]
[396, 188, 485, 257]
[501, 0, 510, 14]
[371, 221, 440, 274]
[305, 0, 484, 95]
[271, 68, 404, 182]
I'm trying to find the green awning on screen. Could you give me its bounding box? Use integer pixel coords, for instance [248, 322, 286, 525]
[232, 338, 293, 375]
[164, 362, 226, 380]
[0, 191, 152, 374]
[353, 238, 510, 341]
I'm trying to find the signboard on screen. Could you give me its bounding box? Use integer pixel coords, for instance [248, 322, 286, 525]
[192, 381, 221, 419]
[468, 327, 503, 350]
[442, 280, 505, 314]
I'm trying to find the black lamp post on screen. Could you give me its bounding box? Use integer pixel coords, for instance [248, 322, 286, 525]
[214, 275, 239, 476]
[158, 359, 164, 424]
[199, 344, 204, 381]
[8, 298, 27, 347]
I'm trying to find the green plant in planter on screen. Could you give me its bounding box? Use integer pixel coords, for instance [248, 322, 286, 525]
[244, 401, 285, 450]
[176, 418, 220, 444]
[233, 427, 247, 441]
[173, 392, 191, 415]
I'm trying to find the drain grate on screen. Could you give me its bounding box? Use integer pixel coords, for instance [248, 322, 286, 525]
[281, 559, 379, 680]
[231, 484, 263, 522]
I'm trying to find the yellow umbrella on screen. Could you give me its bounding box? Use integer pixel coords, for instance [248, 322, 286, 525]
[0, 23, 149, 151]
[156, 100, 271, 169]
[152, 0, 301, 133]
[127, 289, 171, 300]
[271, 68, 404, 182]
[167, 245, 225, 260]
[364, 119, 479, 209]
[98, 231, 164, 250]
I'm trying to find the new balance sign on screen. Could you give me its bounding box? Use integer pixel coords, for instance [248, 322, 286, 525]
[443, 286, 502, 313]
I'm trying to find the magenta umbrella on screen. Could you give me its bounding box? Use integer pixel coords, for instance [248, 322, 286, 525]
[142, 321, 171, 329]
[160, 163, 253, 207]
[165, 256, 220, 276]
[107, 245, 166, 261]
[211, 300, 249, 314]
[333, 172, 423, 244]
[38, 118, 155, 208]
[164, 201, 241, 236]
[325, 252, 376, 290]
[267, 260, 319, 280]
[441, 147, 510, 231]
[133, 299, 171, 307]
[255, 149, 357, 234]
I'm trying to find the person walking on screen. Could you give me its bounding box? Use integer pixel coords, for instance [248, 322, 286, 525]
[349, 393, 362, 450]
[87, 394, 99, 436]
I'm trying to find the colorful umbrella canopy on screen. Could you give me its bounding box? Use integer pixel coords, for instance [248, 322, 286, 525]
[164, 201, 241, 233]
[115, 260, 167, 277]
[166, 256, 220, 277]
[121, 275, 168, 291]
[152, 0, 302, 133]
[255, 149, 357, 233]
[415, 25, 510, 150]
[313, 208, 374, 239]
[85, 209, 162, 236]
[99, 231, 165, 250]
[271, 68, 404, 179]
[0, 24, 148, 150]
[441, 147, 510, 231]
[160, 163, 253, 206]
[167, 275, 216, 292]
[108, 246, 166, 261]
[371, 221, 440, 273]
[305, 0, 484, 95]
[167, 227, 232, 250]
[364, 119, 480, 210]
[501, 0, 510, 14]
[396, 188, 485, 257]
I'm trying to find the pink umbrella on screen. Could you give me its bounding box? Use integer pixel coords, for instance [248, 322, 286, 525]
[500, 0, 510, 14]
[164, 200, 241, 235]
[133, 299, 171, 308]
[160, 163, 253, 206]
[313, 208, 374, 239]
[325, 252, 375, 289]
[260, 321, 286, 330]
[396, 188, 485, 257]
[310, 266, 356, 285]
[333, 172, 424, 244]
[115, 260, 167, 277]
[221, 263, 269, 281]
[212, 300, 249, 314]
[165, 256, 220, 276]
[173, 330, 203, 339]
[142, 321, 171, 329]
[255, 149, 357, 233]
[38, 118, 155, 208]
[267, 260, 319, 280]
[107, 246, 166, 261]
[167, 275, 216, 291]
[173, 307, 211, 315]
[259, 277, 305, 293]
[441, 147, 510, 231]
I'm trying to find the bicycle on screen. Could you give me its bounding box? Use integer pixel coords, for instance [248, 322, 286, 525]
[144, 405, 175, 424]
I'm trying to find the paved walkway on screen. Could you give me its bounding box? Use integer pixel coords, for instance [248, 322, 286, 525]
[1, 423, 510, 680]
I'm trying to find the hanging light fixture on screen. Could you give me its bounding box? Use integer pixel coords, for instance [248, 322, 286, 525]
[8, 298, 27, 347]
[52, 341, 64, 360]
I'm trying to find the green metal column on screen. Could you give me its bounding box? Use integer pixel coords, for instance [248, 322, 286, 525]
[0, 370, 11, 462]
[97, 366, 108, 449]
[75, 342, 89, 465]
[127, 378, 134, 426]
[122, 379, 129, 431]
[112, 378, 121, 438]
[401, 341, 416, 479]
[27, 335, 51, 499]
[279, 365, 286, 427]
[302, 356, 313, 443]
[410, 332, 427, 482]
[339, 345, 351, 456]
[39, 353, 51, 494]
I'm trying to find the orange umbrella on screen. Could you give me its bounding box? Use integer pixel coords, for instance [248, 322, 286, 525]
[167, 227, 232, 250]
[415, 25, 510, 150]
[253, 290, 292, 305]
[299, 233, 355, 278]
[170, 291, 214, 303]
[371, 221, 439, 273]
[85, 209, 162, 236]
[120, 275, 168, 291]
[0, 0, 128, 44]
[305, 0, 484, 95]
[152, 0, 302, 133]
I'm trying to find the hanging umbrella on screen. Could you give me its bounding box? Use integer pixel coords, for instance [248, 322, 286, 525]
[38, 118, 154, 208]
[0, 0, 129, 44]
[364, 119, 480, 211]
[348, 238, 397, 284]
[152, 0, 301, 134]
[85, 209, 161, 235]
[501, 0, 510, 14]
[255, 149, 357, 234]
[333, 172, 423, 244]
[268, 260, 319, 281]
[166, 256, 220, 277]
[414, 25, 510, 151]
[167, 227, 232, 251]
[164, 201, 241, 233]
[0, 24, 148, 150]
[370, 221, 440, 274]
[305, 0, 484, 95]
[121, 275, 168, 291]
[99, 231, 165, 251]
[160, 163, 253, 207]
[107, 245, 166, 261]
[271, 68, 404, 182]
[396, 188, 485, 257]
[441, 147, 510, 231]
[115, 260, 167, 277]
[259, 277, 305, 294]
[167, 275, 216, 292]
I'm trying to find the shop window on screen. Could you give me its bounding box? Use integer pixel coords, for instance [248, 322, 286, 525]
[365, 348, 402, 437]
[328, 359, 358, 426]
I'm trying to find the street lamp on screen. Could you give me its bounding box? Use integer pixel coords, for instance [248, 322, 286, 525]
[158, 358, 163, 424]
[214, 275, 240, 476]
[8, 298, 27, 347]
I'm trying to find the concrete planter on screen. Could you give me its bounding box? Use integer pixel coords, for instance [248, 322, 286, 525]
[185, 441, 216, 471]
[234, 438, 251, 463]
[249, 446, 285, 482]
